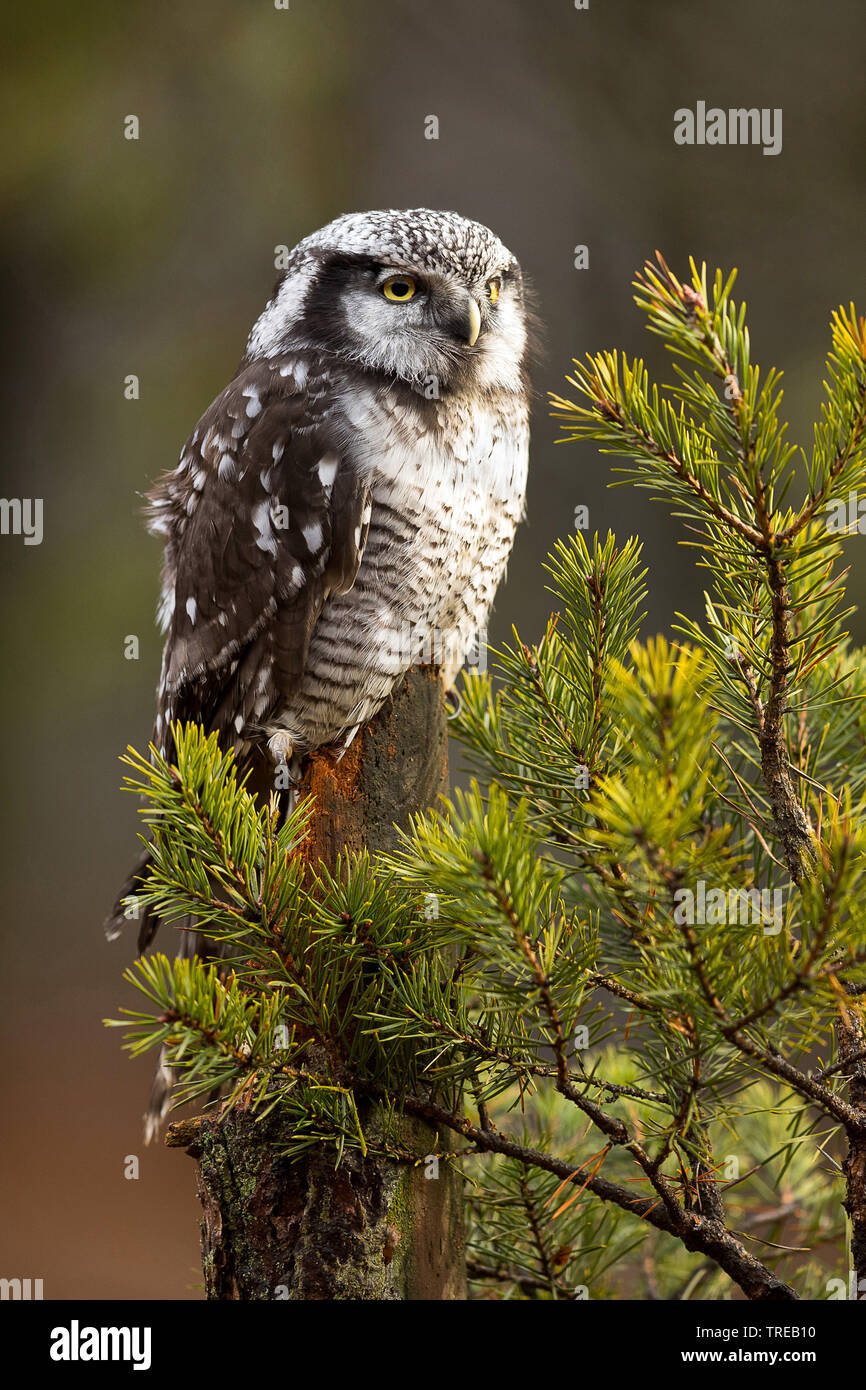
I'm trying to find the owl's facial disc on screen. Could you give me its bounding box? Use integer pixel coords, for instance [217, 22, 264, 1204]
[298, 259, 494, 387]
[246, 217, 528, 393]
[374, 266, 481, 347]
[366, 265, 507, 377]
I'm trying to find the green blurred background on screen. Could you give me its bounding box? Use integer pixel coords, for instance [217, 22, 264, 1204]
[1, 0, 864, 1298]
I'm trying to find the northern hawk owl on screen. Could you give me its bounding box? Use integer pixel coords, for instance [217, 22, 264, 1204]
[107, 208, 532, 1132]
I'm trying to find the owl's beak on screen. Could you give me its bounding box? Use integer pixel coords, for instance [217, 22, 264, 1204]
[444, 290, 483, 347]
[464, 296, 482, 347]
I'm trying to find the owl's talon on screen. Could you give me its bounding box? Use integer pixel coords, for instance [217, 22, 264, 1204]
[446, 689, 462, 721]
[268, 732, 295, 765]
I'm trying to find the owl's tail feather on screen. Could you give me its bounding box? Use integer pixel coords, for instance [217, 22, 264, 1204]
[143, 916, 224, 1143]
[111, 749, 289, 1141]
[106, 849, 190, 1142]
[104, 844, 161, 951]
[144, 1047, 175, 1145]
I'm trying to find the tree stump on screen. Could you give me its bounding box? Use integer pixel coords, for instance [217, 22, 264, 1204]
[167, 667, 467, 1300]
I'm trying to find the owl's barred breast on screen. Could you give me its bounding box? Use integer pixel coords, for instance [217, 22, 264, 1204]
[265, 379, 529, 755]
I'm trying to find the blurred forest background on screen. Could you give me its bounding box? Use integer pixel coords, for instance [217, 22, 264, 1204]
[1, 0, 864, 1298]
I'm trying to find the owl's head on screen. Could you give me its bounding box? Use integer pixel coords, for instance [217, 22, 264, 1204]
[245, 209, 530, 394]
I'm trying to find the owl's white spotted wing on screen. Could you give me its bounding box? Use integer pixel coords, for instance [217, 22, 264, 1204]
[148, 358, 371, 760]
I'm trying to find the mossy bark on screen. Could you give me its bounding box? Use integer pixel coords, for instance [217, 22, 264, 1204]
[169, 667, 466, 1300]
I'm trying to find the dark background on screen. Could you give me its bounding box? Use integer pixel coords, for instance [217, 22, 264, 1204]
[2, 0, 864, 1298]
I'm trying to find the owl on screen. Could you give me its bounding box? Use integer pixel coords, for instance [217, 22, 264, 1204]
[107, 208, 532, 1133]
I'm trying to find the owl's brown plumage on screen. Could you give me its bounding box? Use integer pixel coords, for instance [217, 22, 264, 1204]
[148, 357, 372, 768]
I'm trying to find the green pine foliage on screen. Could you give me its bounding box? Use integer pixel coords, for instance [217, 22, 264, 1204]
[109, 257, 866, 1300]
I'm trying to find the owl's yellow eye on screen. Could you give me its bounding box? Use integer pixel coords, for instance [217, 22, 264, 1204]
[486, 277, 501, 305]
[382, 275, 417, 302]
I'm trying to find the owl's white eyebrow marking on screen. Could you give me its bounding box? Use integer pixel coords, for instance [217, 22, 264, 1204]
[185, 597, 198, 624]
